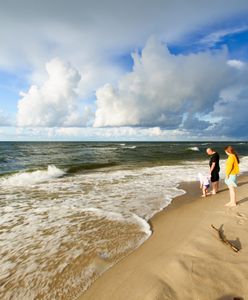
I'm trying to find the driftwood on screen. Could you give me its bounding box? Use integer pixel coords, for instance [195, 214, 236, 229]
[211, 224, 240, 253]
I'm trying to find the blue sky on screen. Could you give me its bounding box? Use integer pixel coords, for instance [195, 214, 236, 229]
[0, 0, 248, 141]
[168, 16, 248, 58]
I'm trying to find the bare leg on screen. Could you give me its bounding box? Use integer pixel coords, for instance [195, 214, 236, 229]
[225, 185, 236, 206]
[201, 187, 207, 197]
[216, 181, 219, 192]
[211, 182, 218, 194]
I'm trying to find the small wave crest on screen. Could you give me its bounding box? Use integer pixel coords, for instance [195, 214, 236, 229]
[187, 146, 200, 151]
[0, 165, 65, 186]
[122, 145, 137, 149]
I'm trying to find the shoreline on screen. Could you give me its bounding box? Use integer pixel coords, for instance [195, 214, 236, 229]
[78, 175, 248, 300]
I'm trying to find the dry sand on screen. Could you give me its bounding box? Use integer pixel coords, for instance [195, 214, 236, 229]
[78, 176, 248, 300]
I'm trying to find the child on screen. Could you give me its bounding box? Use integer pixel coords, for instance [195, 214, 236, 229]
[198, 172, 210, 197]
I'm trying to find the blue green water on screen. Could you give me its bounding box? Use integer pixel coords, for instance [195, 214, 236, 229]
[1, 141, 248, 175]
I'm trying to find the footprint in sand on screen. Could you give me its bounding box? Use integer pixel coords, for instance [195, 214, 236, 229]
[237, 219, 245, 225]
[236, 212, 247, 225]
[236, 212, 247, 219]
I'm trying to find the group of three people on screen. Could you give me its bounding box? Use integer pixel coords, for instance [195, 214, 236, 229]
[204, 146, 240, 207]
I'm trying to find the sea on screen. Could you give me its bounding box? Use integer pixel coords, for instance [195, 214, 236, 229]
[1, 141, 248, 300]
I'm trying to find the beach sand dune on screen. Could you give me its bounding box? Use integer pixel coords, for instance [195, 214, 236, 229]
[79, 176, 248, 300]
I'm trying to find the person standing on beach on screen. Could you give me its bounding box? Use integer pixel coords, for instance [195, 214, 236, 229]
[224, 146, 240, 207]
[206, 148, 220, 194]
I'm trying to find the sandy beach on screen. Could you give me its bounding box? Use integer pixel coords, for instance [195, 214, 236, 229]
[79, 175, 248, 300]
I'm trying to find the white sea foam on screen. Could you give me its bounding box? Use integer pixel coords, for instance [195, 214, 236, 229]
[240, 156, 248, 173]
[0, 200, 150, 299]
[123, 145, 136, 149]
[80, 207, 151, 236]
[1, 165, 65, 186]
[188, 146, 200, 151]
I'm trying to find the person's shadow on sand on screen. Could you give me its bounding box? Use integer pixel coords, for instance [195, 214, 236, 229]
[218, 180, 248, 194]
[238, 180, 248, 187]
[216, 296, 244, 300]
[238, 197, 248, 205]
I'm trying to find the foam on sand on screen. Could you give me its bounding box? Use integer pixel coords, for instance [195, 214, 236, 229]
[81, 207, 151, 237]
[0, 203, 151, 300]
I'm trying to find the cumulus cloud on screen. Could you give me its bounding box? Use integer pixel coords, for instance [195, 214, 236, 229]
[12, 37, 248, 139]
[15, 126, 192, 141]
[227, 59, 246, 70]
[56, 126, 190, 140]
[94, 37, 235, 130]
[0, 1, 248, 99]
[1, 1, 248, 139]
[17, 124, 234, 141]
[1, 1, 248, 67]
[209, 83, 248, 138]
[17, 58, 93, 127]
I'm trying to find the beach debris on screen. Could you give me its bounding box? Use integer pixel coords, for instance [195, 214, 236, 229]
[211, 224, 240, 253]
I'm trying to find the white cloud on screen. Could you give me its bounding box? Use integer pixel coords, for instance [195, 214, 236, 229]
[14, 125, 232, 141]
[1, 1, 248, 139]
[17, 58, 93, 127]
[60, 126, 189, 139]
[94, 37, 234, 129]
[0, 1, 248, 99]
[227, 59, 246, 70]
[9, 36, 248, 139]
[14, 126, 191, 141]
[208, 83, 248, 137]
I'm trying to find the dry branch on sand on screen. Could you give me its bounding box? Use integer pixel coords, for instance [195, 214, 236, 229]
[211, 224, 240, 253]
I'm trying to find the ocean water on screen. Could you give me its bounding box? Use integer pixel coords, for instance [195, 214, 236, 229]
[1, 141, 248, 299]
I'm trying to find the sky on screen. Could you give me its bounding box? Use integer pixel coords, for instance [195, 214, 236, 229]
[0, 0, 248, 141]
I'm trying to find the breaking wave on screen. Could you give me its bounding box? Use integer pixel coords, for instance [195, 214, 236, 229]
[187, 146, 200, 151]
[1, 165, 65, 186]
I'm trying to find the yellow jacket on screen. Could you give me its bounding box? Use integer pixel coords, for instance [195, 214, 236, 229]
[225, 154, 239, 176]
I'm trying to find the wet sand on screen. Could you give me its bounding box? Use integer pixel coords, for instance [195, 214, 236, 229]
[78, 176, 248, 300]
